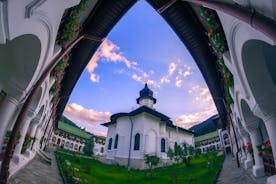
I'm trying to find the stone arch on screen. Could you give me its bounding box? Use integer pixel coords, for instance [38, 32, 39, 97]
[0, 34, 41, 99]
[241, 39, 276, 116]
[145, 129, 157, 154]
[240, 99, 260, 131]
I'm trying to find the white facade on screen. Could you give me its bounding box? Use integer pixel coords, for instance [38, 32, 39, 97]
[215, 0, 276, 182]
[50, 131, 86, 153]
[50, 130, 105, 156]
[104, 85, 194, 169]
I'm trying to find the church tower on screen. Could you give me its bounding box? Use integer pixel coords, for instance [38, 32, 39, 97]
[136, 83, 156, 108]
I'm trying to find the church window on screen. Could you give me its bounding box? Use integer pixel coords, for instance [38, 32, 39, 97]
[134, 133, 140, 150]
[161, 138, 166, 152]
[114, 134, 119, 149]
[108, 138, 113, 150]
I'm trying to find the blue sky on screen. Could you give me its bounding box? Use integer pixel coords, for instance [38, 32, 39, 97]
[64, 1, 217, 136]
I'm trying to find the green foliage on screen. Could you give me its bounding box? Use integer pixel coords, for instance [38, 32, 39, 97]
[60, 0, 89, 46]
[56, 151, 224, 184]
[199, 6, 234, 112]
[195, 148, 201, 157]
[167, 147, 174, 161]
[144, 154, 160, 170]
[83, 138, 94, 157]
[188, 145, 195, 156]
[168, 143, 194, 167]
[84, 164, 92, 174]
[5, 131, 21, 140]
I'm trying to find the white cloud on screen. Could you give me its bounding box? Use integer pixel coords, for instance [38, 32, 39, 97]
[175, 79, 183, 88]
[132, 73, 142, 82]
[86, 39, 138, 83]
[64, 103, 111, 127]
[173, 85, 217, 129]
[168, 62, 177, 75]
[160, 76, 170, 84]
[90, 73, 100, 83]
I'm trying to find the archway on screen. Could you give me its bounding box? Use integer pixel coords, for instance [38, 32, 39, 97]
[241, 40, 276, 115]
[0, 34, 41, 97]
[240, 99, 266, 177]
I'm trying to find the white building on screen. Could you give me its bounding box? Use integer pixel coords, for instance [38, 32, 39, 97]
[0, 0, 275, 183]
[103, 84, 194, 169]
[50, 116, 105, 156]
[195, 129, 231, 154]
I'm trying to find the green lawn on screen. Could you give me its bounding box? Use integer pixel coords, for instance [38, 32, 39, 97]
[56, 151, 224, 184]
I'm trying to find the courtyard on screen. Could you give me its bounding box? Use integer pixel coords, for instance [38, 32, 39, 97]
[55, 151, 224, 184]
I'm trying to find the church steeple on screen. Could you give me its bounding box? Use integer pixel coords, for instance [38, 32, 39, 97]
[136, 83, 156, 108]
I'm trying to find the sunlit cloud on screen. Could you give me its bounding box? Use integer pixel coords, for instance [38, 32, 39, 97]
[173, 85, 217, 129]
[64, 103, 111, 127]
[86, 39, 137, 83]
[168, 62, 177, 75]
[175, 77, 183, 88]
[132, 73, 142, 82]
[90, 73, 100, 83]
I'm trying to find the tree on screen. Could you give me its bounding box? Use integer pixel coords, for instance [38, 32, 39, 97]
[175, 143, 192, 167]
[167, 147, 174, 161]
[188, 145, 195, 156]
[173, 143, 183, 162]
[83, 138, 94, 156]
[144, 154, 160, 170]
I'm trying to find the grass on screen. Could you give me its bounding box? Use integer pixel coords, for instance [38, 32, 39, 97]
[56, 151, 224, 184]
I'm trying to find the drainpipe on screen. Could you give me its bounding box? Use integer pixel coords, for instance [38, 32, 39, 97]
[0, 34, 103, 184]
[127, 116, 134, 170]
[180, 0, 276, 41]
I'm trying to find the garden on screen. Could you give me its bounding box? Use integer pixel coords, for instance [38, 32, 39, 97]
[55, 149, 224, 184]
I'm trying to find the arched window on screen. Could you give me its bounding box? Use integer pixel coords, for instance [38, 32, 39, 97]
[108, 138, 112, 150]
[114, 134, 119, 149]
[161, 138, 166, 152]
[134, 133, 140, 150]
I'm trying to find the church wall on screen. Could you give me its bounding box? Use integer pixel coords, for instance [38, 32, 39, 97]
[105, 124, 116, 159]
[115, 117, 132, 158]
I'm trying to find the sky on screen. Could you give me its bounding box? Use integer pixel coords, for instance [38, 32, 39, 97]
[63, 0, 217, 137]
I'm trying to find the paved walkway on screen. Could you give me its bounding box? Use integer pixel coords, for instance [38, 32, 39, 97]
[217, 155, 266, 184]
[8, 151, 63, 184]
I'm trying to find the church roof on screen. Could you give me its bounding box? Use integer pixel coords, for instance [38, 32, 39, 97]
[136, 83, 156, 104]
[102, 105, 193, 134]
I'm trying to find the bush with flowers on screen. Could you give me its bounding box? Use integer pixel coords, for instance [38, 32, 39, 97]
[21, 132, 35, 153]
[257, 140, 272, 157]
[242, 143, 253, 153]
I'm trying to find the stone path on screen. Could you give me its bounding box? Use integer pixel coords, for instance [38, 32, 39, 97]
[217, 155, 266, 184]
[8, 151, 63, 184]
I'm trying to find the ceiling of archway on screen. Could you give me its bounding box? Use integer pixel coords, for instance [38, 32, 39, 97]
[55, 0, 227, 128]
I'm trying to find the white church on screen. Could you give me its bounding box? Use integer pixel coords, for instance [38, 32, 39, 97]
[102, 84, 194, 169]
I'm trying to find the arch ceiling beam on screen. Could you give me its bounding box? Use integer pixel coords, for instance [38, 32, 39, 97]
[181, 0, 276, 41]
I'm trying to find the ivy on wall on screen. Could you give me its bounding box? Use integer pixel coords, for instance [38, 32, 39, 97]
[199, 6, 234, 112]
[50, 0, 90, 105]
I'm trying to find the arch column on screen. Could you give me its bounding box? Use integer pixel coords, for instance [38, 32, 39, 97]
[0, 96, 19, 151]
[249, 128, 265, 177]
[236, 120, 254, 169]
[12, 111, 34, 164]
[242, 136, 253, 169]
[262, 114, 276, 169]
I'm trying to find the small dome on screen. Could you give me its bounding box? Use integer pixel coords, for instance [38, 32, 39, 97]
[139, 83, 153, 97]
[136, 83, 156, 104]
